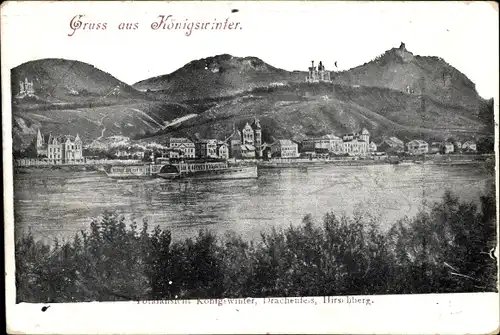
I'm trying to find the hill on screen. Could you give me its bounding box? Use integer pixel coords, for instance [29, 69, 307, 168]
[11, 47, 494, 151]
[11, 58, 146, 107]
[133, 54, 305, 100]
[10, 59, 196, 151]
[333, 43, 483, 111]
[139, 83, 491, 146]
[133, 43, 492, 144]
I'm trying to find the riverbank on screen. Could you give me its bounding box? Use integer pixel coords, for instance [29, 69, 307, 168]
[15, 188, 497, 303]
[257, 158, 491, 169]
[15, 164, 99, 173]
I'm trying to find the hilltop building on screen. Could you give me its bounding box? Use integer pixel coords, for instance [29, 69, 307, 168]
[17, 77, 35, 98]
[34, 129, 84, 164]
[306, 60, 332, 83]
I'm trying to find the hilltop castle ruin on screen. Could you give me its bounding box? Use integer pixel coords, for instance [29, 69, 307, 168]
[17, 77, 35, 98]
[306, 60, 332, 83]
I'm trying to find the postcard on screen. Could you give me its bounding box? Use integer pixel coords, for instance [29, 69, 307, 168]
[2, 1, 499, 334]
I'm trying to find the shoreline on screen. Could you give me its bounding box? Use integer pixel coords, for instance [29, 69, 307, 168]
[13, 158, 490, 174]
[257, 159, 489, 169]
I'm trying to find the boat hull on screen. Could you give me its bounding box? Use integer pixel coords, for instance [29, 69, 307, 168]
[158, 166, 257, 180]
[103, 164, 161, 179]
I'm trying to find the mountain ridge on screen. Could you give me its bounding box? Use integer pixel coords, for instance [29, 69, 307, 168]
[10, 44, 494, 151]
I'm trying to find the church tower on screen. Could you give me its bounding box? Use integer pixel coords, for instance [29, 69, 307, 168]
[360, 128, 370, 142]
[36, 128, 44, 148]
[252, 118, 262, 158]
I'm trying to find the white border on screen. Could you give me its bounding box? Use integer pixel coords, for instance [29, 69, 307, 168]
[2, 1, 499, 334]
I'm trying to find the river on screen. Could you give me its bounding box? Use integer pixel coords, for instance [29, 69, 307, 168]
[13, 163, 494, 245]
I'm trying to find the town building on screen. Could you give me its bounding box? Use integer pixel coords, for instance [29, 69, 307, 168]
[342, 137, 369, 155]
[301, 134, 343, 152]
[306, 61, 332, 83]
[271, 140, 299, 158]
[165, 137, 195, 158]
[217, 141, 229, 160]
[369, 141, 378, 152]
[35, 129, 84, 164]
[163, 149, 184, 159]
[227, 128, 242, 158]
[462, 141, 477, 152]
[226, 119, 262, 159]
[17, 77, 35, 98]
[406, 140, 429, 155]
[241, 144, 256, 159]
[195, 139, 218, 159]
[301, 128, 371, 156]
[378, 137, 405, 153]
[442, 142, 454, 154]
[261, 143, 273, 160]
[339, 128, 370, 155]
[114, 148, 144, 159]
[430, 142, 441, 154]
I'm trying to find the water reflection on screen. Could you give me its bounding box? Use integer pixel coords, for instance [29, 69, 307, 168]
[13, 163, 493, 245]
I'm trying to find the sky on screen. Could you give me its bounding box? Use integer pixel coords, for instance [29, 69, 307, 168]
[2, 1, 499, 99]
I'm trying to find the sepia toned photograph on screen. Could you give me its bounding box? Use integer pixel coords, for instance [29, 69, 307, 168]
[3, 1, 499, 334]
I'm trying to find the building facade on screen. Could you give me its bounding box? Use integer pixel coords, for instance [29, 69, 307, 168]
[406, 140, 429, 155]
[301, 134, 343, 152]
[430, 142, 441, 154]
[462, 141, 477, 152]
[442, 142, 454, 154]
[378, 137, 405, 153]
[196, 139, 218, 159]
[217, 141, 229, 160]
[165, 137, 195, 158]
[271, 140, 299, 158]
[35, 129, 84, 164]
[226, 119, 262, 159]
[301, 128, 371, 156]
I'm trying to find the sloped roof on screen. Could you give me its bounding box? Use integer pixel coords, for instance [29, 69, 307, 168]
[387, 137, 404, 146]
[251, 118, 262, 129]
[408, 139, 428, 145]
[273, 139, 296, 146]
[197, 139, 217, 144]
[165, 137, 194, 144]
[227, 130, 242, 141]
[322, 134, 341, 140]
[241, 144, 255, 151]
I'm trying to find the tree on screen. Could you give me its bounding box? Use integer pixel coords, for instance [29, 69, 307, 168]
[477, 136, 494, 154]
